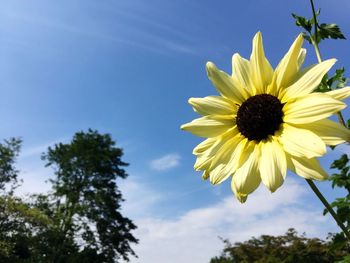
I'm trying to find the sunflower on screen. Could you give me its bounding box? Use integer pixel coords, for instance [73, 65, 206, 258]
[181, 32, 350, 203]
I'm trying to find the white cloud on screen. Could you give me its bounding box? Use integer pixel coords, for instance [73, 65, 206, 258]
[150, 154, 181, 171]
[125, 178, 338, 263]
[118, 176, 163, 219]
[16, 167, 53, 197]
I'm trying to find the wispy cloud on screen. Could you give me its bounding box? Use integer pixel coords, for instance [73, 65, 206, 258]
[19, 137, 68, 160]
[3, 8, 197, 56]
[150, 153, 181, 171]
[125, 179, 337, 263]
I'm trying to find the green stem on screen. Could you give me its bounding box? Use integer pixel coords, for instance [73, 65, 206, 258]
[310, 0, 319, 47]
[306, 179, 350, 241]
[311, 39, 322, 63]
[337, 112, 347, 127]
[309, 0, 347, 127]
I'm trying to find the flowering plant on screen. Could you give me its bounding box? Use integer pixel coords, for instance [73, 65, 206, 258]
[182, 0, 350, 247]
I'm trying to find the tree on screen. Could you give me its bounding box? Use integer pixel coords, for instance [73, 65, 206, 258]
[0, 138, 22, 195]
[210, 228, 350, 263]
[40, 129, 138, 262]
[0, 138, 50, 262]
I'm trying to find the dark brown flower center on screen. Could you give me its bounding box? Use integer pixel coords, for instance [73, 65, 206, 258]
[236, 94, 284, 141]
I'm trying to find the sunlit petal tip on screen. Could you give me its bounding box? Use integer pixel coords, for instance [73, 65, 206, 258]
[287, 155, 328, 181]
[232, 53, 241, 61]
[192, 138, 215, 155]
[283, 93, 346, 124]
[253, 31, 262, 42]
[188, 97, 196, 105]
[296, 33, 304, 41]
[321, 58, 337, 70]
[295, 119, 350, 146]
[327, 86, 350, 101]
[236, 193, 248, 203]
[205, 62, 216, 77]
[267, 181, 284, 193]
[181, 117, 232, 137]
[231, 179, 248, 203]
[235, 189, 249, 202]
[274, 33, 305, 90]
[328, 58, 337, 64]
[202, 171, 210, 180]
[297, 48, 307, 67]
[259, 139, 286, 192]
[290, 33, 304, 51]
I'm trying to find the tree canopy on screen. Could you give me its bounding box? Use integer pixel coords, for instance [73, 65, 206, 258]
[0, 130, 138, 262]
[210, 228, 350, 263]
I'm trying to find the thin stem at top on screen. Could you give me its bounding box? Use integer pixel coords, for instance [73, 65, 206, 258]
[309, 0, 347, 127]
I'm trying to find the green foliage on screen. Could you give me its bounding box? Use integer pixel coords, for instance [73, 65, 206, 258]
[210, 229, 350, 263]
[0, 195, 51, 262]
[327, 152, 350, 251]
[318, 23, 346, 42]
[292, 7, 347, 94]
[0, 131, 137, 262]
[293, 1, 350, 258]
[292, 13, 313, 34]
[0, 138, 52, 262]
[292, 9, 345, 45]
[316, 68, 348, 93]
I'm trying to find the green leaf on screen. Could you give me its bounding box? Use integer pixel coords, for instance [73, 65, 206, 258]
[318, 23, 346, 40]
[331, 233, 347, 251]
[335, 254, 350, 263]
[292, 13, 312, 32]
[331, 154, 349, 170]
[315, 68, 348, 93]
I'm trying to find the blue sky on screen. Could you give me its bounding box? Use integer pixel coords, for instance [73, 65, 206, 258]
[1, 0, 350, 262]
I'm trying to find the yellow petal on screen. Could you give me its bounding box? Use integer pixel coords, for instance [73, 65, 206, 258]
[294, 119, 350, 146]
[250, 32, 273, 93]
[209, 133, 242, 170]
[193, 138, 216, 155]
[283, 93, 346, 124]
[282, 59, 336, 102]
[230, 180, 248, 203]
[189, 96, 236, 116]
[181, 116, 233, 137]
[278, 123, 326, 158]
[206, 62, 248, 103]
[297, 48, 306, 69]
[259, 138, 286, 192]
[232, 144, 261, 195]
[201, 127, 238, 157]
[210, 164, 231, 185]
[202, 170, 210, 180]
[232, 53, 255, 94]
[326, 86, 350, 101]
[274, 34, 304, 90]
[287, 154, 328, 180]
[194, 153, 212, 171]
[194, 128, 239, 170]
[224, 138, 253, 173]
